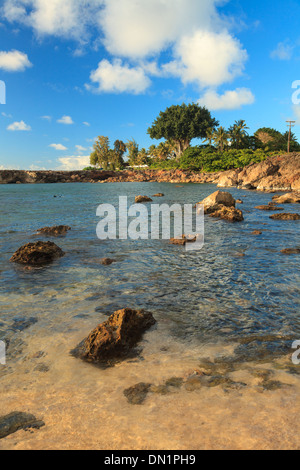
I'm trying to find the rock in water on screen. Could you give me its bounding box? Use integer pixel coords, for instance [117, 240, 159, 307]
[123, 383, 152, 405]
[100, 258, 116, 266]
[270, 213, 300, 221]
[135, 195, 153, 203]
[209, 206, 244, 223]
[0, 412, 45, 439]
[281, 248, 300, 255]
[198, 190, 236, 214]
[10, 241, 65, 266]
[272, 192, 300, 204]
[71, 308, 156, 365]
[36, 225, 71, 236]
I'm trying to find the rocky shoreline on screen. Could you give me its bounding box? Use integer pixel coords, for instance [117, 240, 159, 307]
[1, 152, 300, 192]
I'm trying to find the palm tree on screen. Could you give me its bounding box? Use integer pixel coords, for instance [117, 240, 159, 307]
[229, 120, 249, 149]
[213, 127, 229, 152]
[203, 127, 215, 147]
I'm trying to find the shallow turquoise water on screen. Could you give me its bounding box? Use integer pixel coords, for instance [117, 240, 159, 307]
[0, 182, 300, 362]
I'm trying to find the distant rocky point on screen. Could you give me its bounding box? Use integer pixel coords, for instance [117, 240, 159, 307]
[1, 153, 300, 192]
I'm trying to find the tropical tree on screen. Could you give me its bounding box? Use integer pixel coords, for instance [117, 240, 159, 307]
[126, 139, 140, 166]
[91, 136, 110, 169]
[113, 140, 126, 169]
[148, 103, 218, 159]
[229, 120, 249, 149]
[213, 127, 229, 152]
[203, 127, 215, 147]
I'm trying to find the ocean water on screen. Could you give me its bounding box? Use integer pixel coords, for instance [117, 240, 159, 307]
[0, 182, 300, 450]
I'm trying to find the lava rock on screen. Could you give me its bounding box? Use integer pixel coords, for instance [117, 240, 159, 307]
[135, 195, 153, 203]
[10, 241, 65, 266]
[71, 308, 156, 365]
[270, 213, 300, 221]
[36, 225, 71, 236]
[0, 412, 45, 439]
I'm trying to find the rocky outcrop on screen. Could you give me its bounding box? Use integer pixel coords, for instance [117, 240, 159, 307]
[198, 190, 236, 214]
[197, 190, 243, 222]
[272, 192, 300, 204]
[1, 153, 300, 192]
[36, 225, 71, 236]
[10, 241, 65, 266]
[281, 248, 300, 254]
[71, 308, 156, 365]
[0, 412, 45, 439]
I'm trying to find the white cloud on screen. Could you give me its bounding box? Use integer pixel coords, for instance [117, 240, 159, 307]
[88, 59, 151, 94]
[57, 155, 90, 170]
[57, 115, 74, 125]
[2, 112, 13, 118]
[164, 30, 248, 88]
[41, 115, 51, 121]
[83, 121, 90, 126]
[7, 120, 31, 131]
[0, 50, 31, 71]
[75, 145, 87, 154]
[2, 0, 104, 41]
[49, 143, 67, 150]
[2, 0, 251, 98]
[271, 42, 294, 61]
[198, 88, 255, 110]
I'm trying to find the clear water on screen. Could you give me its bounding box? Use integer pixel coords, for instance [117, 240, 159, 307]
[0, 182, 300, 450]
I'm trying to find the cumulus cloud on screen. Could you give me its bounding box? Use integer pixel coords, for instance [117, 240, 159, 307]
[2, 0, 251, 99]
[271, 42, 294, 61]
[88, 59, 151, 94]
[7, 120, 31, 131]
[165, 31, 248, 88]
[2, 0, 104, 41]
[57, 155, 90, 170]
[57, 115, 74, 125]
[49, 143, 67, 150]
[0, 50, 31, 71]
[198, 88, 255, 110]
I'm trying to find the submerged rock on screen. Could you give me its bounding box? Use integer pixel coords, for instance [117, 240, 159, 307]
[0, 412, 45, 439]
[255, 205, 282, 211]
[123, 383, 152, 405]
[36, 225, 71, 236]
[71, 308, 156, 365]
[270, 213, 300, 221]
[169, 235, 197, 246]
[281, 248, 300, 255]
[252, 230, 262, 235]
[152, 193, 164, 197]
[100, 258, 116, 266]
[135, 195, 153, 203]
[10, 241, 65, 266]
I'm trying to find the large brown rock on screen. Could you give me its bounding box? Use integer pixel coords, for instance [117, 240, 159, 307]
[198, 191, 236, 214]
[10, 241, 65, 266]
[72, 308, 156, 365]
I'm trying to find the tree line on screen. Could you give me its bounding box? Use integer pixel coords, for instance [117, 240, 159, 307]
[88, 103, 300, 170]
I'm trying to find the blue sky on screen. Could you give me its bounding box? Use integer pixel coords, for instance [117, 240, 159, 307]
[0, 0, 300, 170]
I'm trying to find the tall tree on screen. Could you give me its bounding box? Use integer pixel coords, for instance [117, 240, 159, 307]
[229, 120, 249, 149]
[213, 127, 229, 152]
[91, 136, 110, 169]
[127, 139, 139, 166]
[148, 104, 218, 159]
